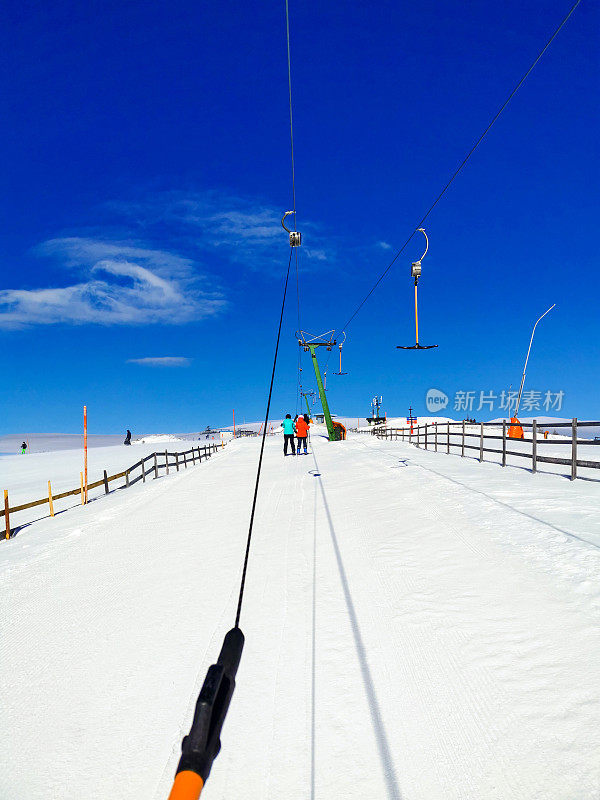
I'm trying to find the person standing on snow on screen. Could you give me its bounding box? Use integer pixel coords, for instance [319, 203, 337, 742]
[296, 414, 310, 454]
[281, 414, 296, 456]
[21, 441, 27, 454]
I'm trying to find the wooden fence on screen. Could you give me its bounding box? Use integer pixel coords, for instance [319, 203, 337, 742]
[370, 419, 600, 481]
[2, 444, 221, 540]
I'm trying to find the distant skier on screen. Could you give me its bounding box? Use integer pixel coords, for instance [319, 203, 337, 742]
[296, 414, 310, 455]
[281, 414, 296, 456]
[124, 429, 132, 446]
[21, 441, 27, 454]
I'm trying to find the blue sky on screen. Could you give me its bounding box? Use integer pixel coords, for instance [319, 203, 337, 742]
[1, 0, 597, 434]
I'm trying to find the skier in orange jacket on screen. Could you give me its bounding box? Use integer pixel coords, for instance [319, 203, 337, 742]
[296, 414, 310, 454]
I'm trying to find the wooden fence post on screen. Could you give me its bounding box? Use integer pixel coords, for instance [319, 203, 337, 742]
[571, 418, 577, 481]
[48, 481, 54, 517]
[479, 422, 484, 462]
[502, 421, 507, 467]
[80, 472, 85, 504]
[142, 459, 146, 483]
[103, 470, 109, 494]
[461, 421, 465, 457]
[154, 453, 158, 478]
[447, 422, 450, 454]
[125, 470, 130, 488]
[192, 448, 196, 465]
[435, 424, 438, 452]
[424, 425, 428, 450]
[5, 490, 10, 538]
[184, 452, 187, 468]
[532, 420, 537, 474]
[165, 450, 169, 475]
[176, 453, 179, 472]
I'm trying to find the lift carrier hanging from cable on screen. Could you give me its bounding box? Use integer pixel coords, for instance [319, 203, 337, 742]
[333, 332, 348, 375]
[396, 228, 438, 350]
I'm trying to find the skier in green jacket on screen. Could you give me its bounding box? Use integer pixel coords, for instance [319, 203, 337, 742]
[281, 414, 296, 456]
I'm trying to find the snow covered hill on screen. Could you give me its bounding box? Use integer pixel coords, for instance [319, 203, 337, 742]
[1, 433, 599, 799]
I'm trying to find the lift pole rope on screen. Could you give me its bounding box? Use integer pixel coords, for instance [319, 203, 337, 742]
[167, 1, 300, 794]
[235, 252, 293, 628]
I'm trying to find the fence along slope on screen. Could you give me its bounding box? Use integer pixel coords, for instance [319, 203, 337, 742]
[1, 444, 222, 538]
[371, 419, 600, 481]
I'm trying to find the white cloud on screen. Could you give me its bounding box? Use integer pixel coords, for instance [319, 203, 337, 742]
[377, 240, 393, 250]
[0, 237, 225, 328]
[0, 189, 339, 331]
[112, 190, 335, 269]
[127, 357, 191, 367]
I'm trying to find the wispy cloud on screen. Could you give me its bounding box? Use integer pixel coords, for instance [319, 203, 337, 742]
[0, 188, 341, 329]
[127, 356, 191, 367]
[0, 237, 225, 329]
[112, 190, 336, 270]
[377, 240, 393, 250]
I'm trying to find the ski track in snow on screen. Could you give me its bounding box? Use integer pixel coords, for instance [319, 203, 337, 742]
[1, 434, 599, 799]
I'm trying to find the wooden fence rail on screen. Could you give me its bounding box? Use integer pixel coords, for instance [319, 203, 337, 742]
[370, 419, 600, 481]
[2, 444, 221, 539]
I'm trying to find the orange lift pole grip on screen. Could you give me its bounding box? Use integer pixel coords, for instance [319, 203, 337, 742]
[168, 771, 204, 800]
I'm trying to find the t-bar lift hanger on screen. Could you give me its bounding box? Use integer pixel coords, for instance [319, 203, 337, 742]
[397, 228, 438, 350]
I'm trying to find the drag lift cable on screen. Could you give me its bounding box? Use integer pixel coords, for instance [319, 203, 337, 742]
[336, 0, 582, 336]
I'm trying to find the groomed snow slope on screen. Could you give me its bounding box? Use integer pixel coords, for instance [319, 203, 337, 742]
[1, 433, 599, 799]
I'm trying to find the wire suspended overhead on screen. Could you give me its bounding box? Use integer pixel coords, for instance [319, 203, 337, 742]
[335, 0, 582, 336]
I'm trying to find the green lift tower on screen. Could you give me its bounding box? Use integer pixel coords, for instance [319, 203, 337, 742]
[296, 330, 340, 441]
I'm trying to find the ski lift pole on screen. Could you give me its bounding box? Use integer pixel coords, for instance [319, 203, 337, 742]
[168, 627, 245, 800]
[514, 304, 556, 417]
[414, 281, 419, 346]
[303, 392, 312, 420]
[333, 332, 348, 375]
[308, 345, 336, 441]
[397, 229, 437, 350]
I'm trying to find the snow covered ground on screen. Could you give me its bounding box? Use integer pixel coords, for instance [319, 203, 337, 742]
[1, 432, 599, 799]
[0, 435, 225, 530]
